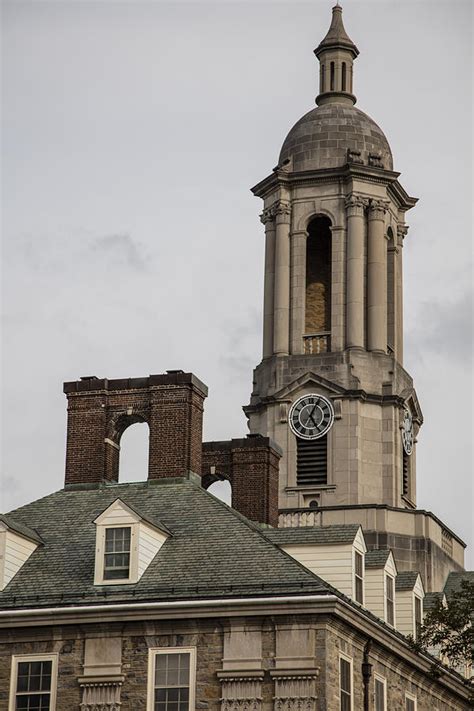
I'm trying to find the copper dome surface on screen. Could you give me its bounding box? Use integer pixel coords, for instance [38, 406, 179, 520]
[279, 103, 393, 172]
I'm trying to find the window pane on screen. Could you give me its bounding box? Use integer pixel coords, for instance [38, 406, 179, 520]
[154, 653, 191, 711]
[340, 658, 351, 692]
[16, 661, 52, 695]
[355, 552, 363, 577]
[15, 693, 51, 711]
[340, 692, 351, 711]
[387, 599, 394, 626]
[355, 576, 363, 603]
[375, 678, 385, 711]
[406, 698, 415, 711]
[104, 527, 131, 579]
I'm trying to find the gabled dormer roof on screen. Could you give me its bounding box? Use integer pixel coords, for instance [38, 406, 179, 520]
[93, 497, 171, 536]
[423, 591, 446, 611]
[396, 571, 423, 593]
[265, 524, 363, 547]
[365, 549, 393, 569]
[0, 479, 332, 609]
[0, 514, 43, 545]
[443, 571, 474, 599]
[0, 514, 43, 591]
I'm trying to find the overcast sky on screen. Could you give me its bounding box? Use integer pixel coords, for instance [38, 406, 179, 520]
[1, 0, 473, 566]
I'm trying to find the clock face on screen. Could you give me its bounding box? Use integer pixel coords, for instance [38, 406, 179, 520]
[401, 408, 414, 455]
[289, 394, 334, 440]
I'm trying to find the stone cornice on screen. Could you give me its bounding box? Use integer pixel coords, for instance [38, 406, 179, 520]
[251, 165, 418, 212]
[0, 594, 468, 700]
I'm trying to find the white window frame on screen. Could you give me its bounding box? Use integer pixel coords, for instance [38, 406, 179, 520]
[353, 549, 364, 604]
[339, 653, 353, 711]
[405, 692, 417, 711]
[413, 595, 422, 640]
[94, 523, 139, 585]
[147, 647, 196, 711]
[384, 573, 395, 627]
[9, 653, 58, 711]
[374, 674, 387, 711]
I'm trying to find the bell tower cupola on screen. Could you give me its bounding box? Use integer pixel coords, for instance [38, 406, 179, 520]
[315, 3, 359, 107]
[245, 3, 423, 522]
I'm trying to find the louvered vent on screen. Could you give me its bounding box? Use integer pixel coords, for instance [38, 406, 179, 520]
[296, 436, 327, 486]
[402, 452, 409, 496]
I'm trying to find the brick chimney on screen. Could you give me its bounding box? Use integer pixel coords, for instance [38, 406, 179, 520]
[202, 436, 281, 527]
[63, 371, 207, 487]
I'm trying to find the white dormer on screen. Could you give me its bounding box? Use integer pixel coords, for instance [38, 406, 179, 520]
[265, 524, 367, 604]
[93, 499, 170, 585]
[395, 571, 425, 639]
[0, 515, 42, 590]
[364, 549, 398, 626]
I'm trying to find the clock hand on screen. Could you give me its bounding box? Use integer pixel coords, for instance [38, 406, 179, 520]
[308, 405, 318, 427]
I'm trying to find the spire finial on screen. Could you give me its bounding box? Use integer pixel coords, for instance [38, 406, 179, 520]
[314, 3, 359, 106]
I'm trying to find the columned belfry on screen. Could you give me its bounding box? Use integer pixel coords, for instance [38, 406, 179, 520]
[245, 5, 423, 521]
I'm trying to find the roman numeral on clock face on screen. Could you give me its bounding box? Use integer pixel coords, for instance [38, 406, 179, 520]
[288, 394, 335, 441]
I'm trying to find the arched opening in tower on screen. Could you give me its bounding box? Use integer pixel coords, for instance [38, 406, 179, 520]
[305, 216, 332, 343]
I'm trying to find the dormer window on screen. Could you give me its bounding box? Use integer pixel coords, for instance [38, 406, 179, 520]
[414, 595, 422, 640]
[94, 499, 169, 586]
[354, 551, 364, 603]
[104, 527, 132, 581]
[0, 515, 42, 591]
[386, 574, 395, 626]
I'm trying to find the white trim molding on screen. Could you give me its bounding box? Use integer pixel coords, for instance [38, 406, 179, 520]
[9, 653, 58, 711]
[339, 653, 353, 711]
[146, 647, 196, 711]
[374, 673, 387, 711]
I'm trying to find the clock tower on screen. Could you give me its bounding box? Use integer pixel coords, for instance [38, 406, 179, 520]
[244, 4, 434, 544]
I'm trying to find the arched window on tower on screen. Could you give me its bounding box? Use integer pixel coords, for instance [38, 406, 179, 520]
[341, 62, 347, 91]
[321, 64, 325, 93]
[304, 215, 332, 354]
[330, 62, 335, 91]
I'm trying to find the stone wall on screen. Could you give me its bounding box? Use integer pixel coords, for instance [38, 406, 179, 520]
[0, 613, 469, 711]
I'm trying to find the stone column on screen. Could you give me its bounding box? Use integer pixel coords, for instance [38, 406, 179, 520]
[273, 201, 291, 356]
[290, 229, 306, 354]
[330, 224, 346, 351]
[261, 207, 276, 359]
[367, 200, 388, 352]
[396, 224, 408, 364]
[345, 194, 366, 349]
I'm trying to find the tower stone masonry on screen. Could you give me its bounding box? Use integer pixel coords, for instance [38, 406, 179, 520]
[244, 4, 464, 591]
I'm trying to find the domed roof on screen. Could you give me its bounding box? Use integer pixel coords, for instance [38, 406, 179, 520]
[279, 103, 393, 172]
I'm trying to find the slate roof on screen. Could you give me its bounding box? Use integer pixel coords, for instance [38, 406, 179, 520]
[365, 549, 391, 569]
[264, 524, 361, 546]
[443, 571, 474, 599]
[423, 592, 445, 611]
[395, 571, 420, 591]
[0, 513, 43, 544]
[0, 478, 332, 610]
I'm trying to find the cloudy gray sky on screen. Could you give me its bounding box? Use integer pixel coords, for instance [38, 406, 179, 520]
[1, 0, 473, 565]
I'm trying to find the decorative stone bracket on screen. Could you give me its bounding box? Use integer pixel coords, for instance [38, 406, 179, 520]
[78, 675, 124, 711]
[271, 671, 319, 711]
[218, 672, 264, 711]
